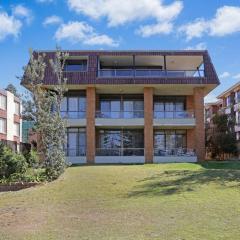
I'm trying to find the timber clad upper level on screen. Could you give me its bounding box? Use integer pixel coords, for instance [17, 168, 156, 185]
[29, 50, 219, 86]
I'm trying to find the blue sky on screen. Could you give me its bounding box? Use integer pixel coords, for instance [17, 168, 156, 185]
[0, 0, 240, 102]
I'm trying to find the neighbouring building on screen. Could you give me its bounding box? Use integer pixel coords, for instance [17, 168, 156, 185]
[217, 81, 240, 149]
[22, 50, 219, 164]
[22, 121, 35, 144]
[0, 89, 22, 151]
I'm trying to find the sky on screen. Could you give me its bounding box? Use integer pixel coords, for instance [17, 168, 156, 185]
[0, 0, 240, 102]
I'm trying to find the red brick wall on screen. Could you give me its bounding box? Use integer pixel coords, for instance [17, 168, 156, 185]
[194, 87, 205, 161]
[144, 87, 153, 163]
[86, 87, 96, 164]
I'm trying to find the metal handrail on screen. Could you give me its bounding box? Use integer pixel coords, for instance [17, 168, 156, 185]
[98, 69, 204, 78]
[154, 111, 195, 119]
[61, 111, 86, 119]
[96, 110, 144, 118]
[96, 148, 144, 156]
[154, 148, 196, 156]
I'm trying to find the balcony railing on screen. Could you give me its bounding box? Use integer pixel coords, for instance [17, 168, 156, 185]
[65, 148, 86, 157]
[154, 148, 196, 157]
[61, 111, 86, 119]
[96, 110, 144, 118]
[98, 69, 204, 78]
[154, 111, 194, 119]
[96, 148, 144, 156]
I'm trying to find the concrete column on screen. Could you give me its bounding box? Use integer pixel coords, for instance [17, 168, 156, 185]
[194, 87, 205, 161]
[144, 87, 153, 163]
[86, 87, 96, 164]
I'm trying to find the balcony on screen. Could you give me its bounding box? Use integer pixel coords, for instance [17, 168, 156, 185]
[153, 148, 197, 163]
[61, 111, 86, 127]
[98, 55, 205, 79]
[95, 148, 145, 164]
[153, 111, 195, 127]
[95, 110, 144, 127]
[65, 148, 86, 164]
[98, 69, 204, 78]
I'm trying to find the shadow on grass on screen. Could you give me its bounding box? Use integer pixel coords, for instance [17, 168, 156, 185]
[127, 163, 240, 197]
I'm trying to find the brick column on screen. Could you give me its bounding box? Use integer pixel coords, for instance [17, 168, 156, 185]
[144, 87, 153, 163]
[194, 87, 205, 161]
[86, 87, 96, 164]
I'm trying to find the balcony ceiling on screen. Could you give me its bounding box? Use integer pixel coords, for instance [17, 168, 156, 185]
[99, 55, 203, 70]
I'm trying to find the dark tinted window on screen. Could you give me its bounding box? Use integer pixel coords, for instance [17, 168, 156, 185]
[64, 59, 87, 71]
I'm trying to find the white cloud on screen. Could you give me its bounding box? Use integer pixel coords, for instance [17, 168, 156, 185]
[0, 11, 22, 41]
[219, 71, 231, 79]
[67, 0, 183, 26]
[185, 42, 207, 50]
[233, 73, 240, 79]
[204, 93, 218, 103]
[179, 6, 240, 40]
[12, 5, 33, 24]
[179, 18, 208, 41]
[55, 21, 119, 47]
[136, 22, 173, 37]
[67, 0, 183, 37]
[43, 15, 62, 26]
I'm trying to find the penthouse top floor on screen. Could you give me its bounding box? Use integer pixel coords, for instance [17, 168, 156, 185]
[22, 50, 219, 95]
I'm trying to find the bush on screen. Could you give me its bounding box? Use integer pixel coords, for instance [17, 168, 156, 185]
[25, 150, 39, 167]
[0, 146, 28, 179]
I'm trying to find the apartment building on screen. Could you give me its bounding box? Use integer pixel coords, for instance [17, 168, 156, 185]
[23, 50, 219, 164]
[217, 81, 240, 140]
[205, 100, 222, 125]
[0, 89, 22, 151]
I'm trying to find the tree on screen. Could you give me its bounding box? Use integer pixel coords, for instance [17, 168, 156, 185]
[206, 114, 237, 159]
[21, 91, 36, 121]
[5, 84, 19, 97]
[21, 48, 69, 180]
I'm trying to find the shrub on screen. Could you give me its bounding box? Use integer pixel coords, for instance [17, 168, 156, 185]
[0, 146, 28, 179]
[25, 150, 39, 167]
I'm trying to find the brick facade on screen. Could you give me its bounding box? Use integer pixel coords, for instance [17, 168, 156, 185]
[86, 87, 96, 164]
[144, 87, 153, 163]
[194, 88, 205, 161]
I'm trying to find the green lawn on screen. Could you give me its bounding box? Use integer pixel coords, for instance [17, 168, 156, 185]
[1, 162, 240, 240]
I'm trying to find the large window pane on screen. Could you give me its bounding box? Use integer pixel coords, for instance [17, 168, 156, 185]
[111, 101, 121, 118]
[123, 101, 134, 118]
[0, 95, 6, 110]
[0, 118, 6, 134]
[61, 97, 67, 112]
[68, 132, 77, 156]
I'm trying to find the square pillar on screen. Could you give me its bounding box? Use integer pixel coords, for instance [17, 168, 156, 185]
[86, 87, 96, 164]
[194, 87, 205, 161]
[144, 87, 154, 163]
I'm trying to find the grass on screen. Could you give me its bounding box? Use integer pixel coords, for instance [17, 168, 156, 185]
[1, 161, 240, 239]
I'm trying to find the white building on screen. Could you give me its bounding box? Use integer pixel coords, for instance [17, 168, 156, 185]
[0, 89, 22, 151]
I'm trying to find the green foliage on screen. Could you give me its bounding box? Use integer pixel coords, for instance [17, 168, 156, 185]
[207, 114, 237, 159]
[0, 146, 28, 179]
[25, 150, 39, 167]
[5, 84, 19, 97]
[22, 48, 69, 181]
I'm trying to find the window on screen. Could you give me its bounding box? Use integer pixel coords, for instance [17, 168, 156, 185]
[226, 96, 232, 107]
[154, 96, 186, 118]
[14, 102, 20, 115]
[64, 59, 87, 72]
[60, 96, 86, 118]
[14, 123, 20, 137]
[0, 95, 6, 110]
[99, 96, 144, 118]
[66, 128, 86, 156]
[235, 91, 240, 103]
[97, 129, 144, 156]
[0, 118, 6, 134]
[154, 130, 187, 156]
